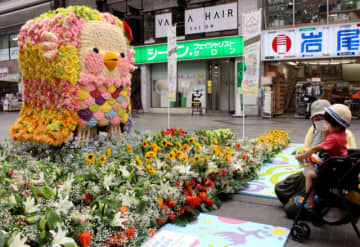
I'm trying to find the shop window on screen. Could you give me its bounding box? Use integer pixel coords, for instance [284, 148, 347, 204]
[264, 0, 294, 27]
[0, 35, 9, 61]
[9, 33, 18, 60]
[328, 0, 360, 22]
[295, 0, 327, 25]
[151, 62, 206, 108]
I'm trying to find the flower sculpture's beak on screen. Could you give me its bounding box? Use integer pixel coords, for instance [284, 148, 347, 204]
[104, 52, 119, 71]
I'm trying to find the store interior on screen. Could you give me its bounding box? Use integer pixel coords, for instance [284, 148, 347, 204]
[265, 58, 360, 118]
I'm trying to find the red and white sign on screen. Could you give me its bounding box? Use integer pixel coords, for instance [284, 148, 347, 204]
[272, 34, 291, 54]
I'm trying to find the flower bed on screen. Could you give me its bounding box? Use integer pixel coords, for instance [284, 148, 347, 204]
[0, 129, 289, 246]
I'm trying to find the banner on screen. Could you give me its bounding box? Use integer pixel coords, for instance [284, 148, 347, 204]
[241, 9, 261, 96]
[167, 25, 177, 103]
[262, 22, 360, 61]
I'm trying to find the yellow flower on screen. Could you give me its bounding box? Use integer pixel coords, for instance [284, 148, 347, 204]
[106, 148, 112, 157]
[213, 137, 218, 145]
[145, 152, 153, 162]
[205, 157, 209, 164]
[161, 139, 168, 148]
[214, 145, 220, 154]
[142, 140, 149, 148]
[188, 137, 195, 145]
[183, 144, 189, 153]
[193, 155, 201, 163]
[226, 155, 231, 164]
[85, 153, 96, 163]
[152, 143, 160, 152]
[182, 155, 189, 162]
[176, 150, 183, 158]
[127, 145, 132, 152]
[168, 152, 175, 161]
[168, 142, 174, 146]
[99, 154, 107, 164]
[146, 165, 156, 174]
[136, 155, 142, 167]
[195, 142, 202, 150]
[157, 197, 163, 207]
[177, 142, 182, 148]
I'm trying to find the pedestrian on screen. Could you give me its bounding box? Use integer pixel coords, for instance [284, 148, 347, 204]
[294, 104, 352, 210]
[274, 100, 357, 218]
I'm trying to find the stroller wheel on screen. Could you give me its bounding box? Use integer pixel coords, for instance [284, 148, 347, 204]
[291, 223, 310, 242]
[298, 222, 311, 239]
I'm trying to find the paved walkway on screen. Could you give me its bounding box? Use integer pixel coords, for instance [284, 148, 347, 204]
[1, 111, 360, 246]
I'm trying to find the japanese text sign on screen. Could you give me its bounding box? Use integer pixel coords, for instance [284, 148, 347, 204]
[134, 36, 243, 64]
[262, 22, 360, 61]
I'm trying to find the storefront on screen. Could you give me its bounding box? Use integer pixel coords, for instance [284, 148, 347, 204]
[261, 22, 360, 117]
[135, 35, 243, 113]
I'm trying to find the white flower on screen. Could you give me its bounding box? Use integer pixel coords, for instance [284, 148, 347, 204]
[54, 195, 73, 215]
[50, 223, 76, 247]
[24, 196, 40, 214]
[103, 173, 114, 191]
[110, 212, 128, 228]
[58, 176, 74, 196]
[9, 233, 30, 247]
[32, 172, 44, 185]
[9, 194, 16, 204]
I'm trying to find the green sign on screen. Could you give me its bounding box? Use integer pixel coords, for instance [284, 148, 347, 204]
[237, 62, 246, 87]
[134, 36, 243, 64]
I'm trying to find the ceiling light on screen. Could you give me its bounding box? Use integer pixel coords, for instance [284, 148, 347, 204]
[287, 62, 297, 66]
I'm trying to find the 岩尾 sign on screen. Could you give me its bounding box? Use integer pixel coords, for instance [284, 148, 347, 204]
[134, 35, 243, 64]
[262, 22, 360, 61]
[185, 3, 237, 35]
[155, 13, 172, 38]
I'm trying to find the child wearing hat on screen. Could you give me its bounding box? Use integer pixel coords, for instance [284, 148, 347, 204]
[295, 104, 352, 210]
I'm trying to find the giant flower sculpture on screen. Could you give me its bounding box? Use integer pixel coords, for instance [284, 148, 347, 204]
[10, 6, 135, 145]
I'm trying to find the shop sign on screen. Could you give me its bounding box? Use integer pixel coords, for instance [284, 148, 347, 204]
[155, 13, 172, 38]
[134, 36, 243, 64]
[185, 3, 237, 35]
[167, 25, 177, 102]
[262, 22, 360, 61]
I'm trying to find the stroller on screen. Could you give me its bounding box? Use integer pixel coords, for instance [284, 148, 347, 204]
[291, 149, 360, 242]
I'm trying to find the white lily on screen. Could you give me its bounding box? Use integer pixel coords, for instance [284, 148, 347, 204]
[59, 176, 74, 196]
[103, 173, 114, 191]
[50, 223, 77, 247]
[24, 196, 40, 214]
[32, 172, 44, 185]
[9, 233, 30, 247]
[54, 195, 73, 215]
[110, 212, 128, 228]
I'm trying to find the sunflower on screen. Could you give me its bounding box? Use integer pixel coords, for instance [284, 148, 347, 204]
[85, 153, 96, 163]
[188, 137, 195, 145]
[136, 156, 142, 167]
[126, 145, 132, 152]
[177, 141, 182, 148]
[213, 137, 218, 145]
[161, 139, 168, 148]
[145, 152, 152, 162]
[183, 144, 189, 153]
[193, 155, 201, 163]
[214, 145, 220, 154]
[182, 155, 189, 162]
[168, 152, 175, 161]
[176, 150, 182, 158]
[142, 140, 149, 148]
[152, 143, 160, 152]
[146, 165, 156, 174]
[99, 154, 107, 164]
[195, 142, 202, 150]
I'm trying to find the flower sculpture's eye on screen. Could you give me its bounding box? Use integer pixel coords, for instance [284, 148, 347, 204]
[93, 48, 99, 53]
[120, 52, 125, 58]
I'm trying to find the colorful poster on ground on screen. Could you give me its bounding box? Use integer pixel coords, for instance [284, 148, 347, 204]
[168, 25, 177, 103]
[142, 213, 290, 247]
[239, 143, 303, 199]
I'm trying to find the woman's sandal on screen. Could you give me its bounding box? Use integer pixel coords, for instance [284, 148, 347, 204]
[295, 195, 315, 211]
